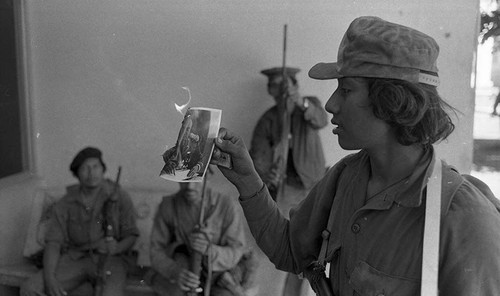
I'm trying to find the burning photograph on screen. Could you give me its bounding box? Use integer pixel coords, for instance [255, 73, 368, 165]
[160, 107, 221, 182]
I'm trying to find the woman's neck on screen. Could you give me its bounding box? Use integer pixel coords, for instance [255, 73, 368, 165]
[367, 144, 425, 185]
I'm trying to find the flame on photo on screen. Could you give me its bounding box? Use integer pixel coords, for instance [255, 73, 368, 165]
[175, 87, 192, 115]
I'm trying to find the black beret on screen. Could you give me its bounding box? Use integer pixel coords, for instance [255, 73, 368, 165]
[260, 67, 300, 78]
[69, 146, 106, 177]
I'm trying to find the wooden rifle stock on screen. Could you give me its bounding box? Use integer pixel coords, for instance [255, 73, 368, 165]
[187, 235, 204, 296]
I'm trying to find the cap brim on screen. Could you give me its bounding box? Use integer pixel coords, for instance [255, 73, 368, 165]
[308, 62, 341, 80]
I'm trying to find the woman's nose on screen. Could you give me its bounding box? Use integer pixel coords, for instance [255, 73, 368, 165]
[325, 92, 339, 114]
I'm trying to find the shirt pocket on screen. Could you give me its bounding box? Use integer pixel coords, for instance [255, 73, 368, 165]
[350, 261, 419, 296]
[67, 214, 82, 231]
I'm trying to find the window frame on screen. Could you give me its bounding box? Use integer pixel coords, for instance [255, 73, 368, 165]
[0, 0, 36, 186]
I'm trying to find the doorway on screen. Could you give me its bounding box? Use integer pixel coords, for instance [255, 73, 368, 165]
[473, 0, 500, 198]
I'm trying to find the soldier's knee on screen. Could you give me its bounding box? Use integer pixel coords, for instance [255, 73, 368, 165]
[19, 281, 40, 296]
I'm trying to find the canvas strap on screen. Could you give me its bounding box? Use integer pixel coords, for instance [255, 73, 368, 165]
[421, 158, 442, 296]
[317, 195, 337, 274]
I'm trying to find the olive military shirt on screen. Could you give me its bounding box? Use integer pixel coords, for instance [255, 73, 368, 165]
[250, 96, 327, 190]
[150, 187, 247, 282]
[45, 180, 139, 259]
[240, 148, 500, 295]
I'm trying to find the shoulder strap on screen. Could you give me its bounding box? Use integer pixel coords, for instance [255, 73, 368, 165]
[316, 162, 349, 270]
[421, 158, 442, 296]
[423, 162, 500, 296]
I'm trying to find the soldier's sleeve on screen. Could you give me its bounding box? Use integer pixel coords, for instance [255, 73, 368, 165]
[207, 193, 246, 272]
[118, 189, 140, 238]
[438, 181, 500, 295]
[150, 197, 184, 281]
[303, 96, 328, 129]
[44, 202, 66, 246]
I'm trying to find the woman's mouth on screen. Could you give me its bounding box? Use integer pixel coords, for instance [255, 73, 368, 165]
[331, 120, 341, 134]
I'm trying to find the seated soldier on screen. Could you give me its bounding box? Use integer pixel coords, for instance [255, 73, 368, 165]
[147, 168, 257, 296]
[21, 147, 139, 296]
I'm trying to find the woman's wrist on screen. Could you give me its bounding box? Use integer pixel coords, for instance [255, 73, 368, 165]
[240, 183, 266, 201]
[238, 177, 265, 200]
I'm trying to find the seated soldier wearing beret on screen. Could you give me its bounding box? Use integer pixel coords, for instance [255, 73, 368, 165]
[21, 147, 139, 296]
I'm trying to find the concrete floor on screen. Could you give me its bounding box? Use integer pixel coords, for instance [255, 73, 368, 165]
[244, 236, 316, 296]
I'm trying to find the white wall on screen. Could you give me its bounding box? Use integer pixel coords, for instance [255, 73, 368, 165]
[0, 1, 479, 294]
[22, 0, 478, 190]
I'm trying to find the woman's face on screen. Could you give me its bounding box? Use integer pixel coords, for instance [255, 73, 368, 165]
[325, 77, 393, 151]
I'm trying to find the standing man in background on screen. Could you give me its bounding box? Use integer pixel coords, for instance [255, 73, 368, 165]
[250, 67, 327, 296]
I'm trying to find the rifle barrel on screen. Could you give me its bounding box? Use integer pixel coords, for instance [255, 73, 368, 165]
[115, 166, 122, 187]
[282, 24, 287, 77]
[277, 24, 290, 201]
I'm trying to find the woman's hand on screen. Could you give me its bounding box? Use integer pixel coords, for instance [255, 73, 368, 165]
[213, 128, 263, 197]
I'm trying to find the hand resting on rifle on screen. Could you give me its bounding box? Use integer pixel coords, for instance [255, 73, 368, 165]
[44, 277, 67, 296]
[189, 230, 210, 255]
[265, 166, 281, 190]
[175, 268, 202, 292]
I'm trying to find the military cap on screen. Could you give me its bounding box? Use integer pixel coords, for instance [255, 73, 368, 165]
[309, 16, 440, 86]
[261, 67, 301, 78]
[70, 146, 107, 177]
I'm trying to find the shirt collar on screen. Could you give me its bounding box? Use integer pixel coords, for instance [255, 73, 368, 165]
[65, 182, 109, 204]
[388, 146, 434, 207]
[347, 147, 435, 208]
[65, 184, 81, 202]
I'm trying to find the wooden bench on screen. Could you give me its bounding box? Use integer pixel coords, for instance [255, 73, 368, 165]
[0, 263, 155, 296]
[0, 186, 165, 296]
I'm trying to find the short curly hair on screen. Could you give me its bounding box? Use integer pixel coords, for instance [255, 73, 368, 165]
[367, 78, 456, 146]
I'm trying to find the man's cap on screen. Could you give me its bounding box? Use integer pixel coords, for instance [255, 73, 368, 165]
[70, 146, 106, 176]
[308, 16, 440, 86]
[261, 67, 301, 78]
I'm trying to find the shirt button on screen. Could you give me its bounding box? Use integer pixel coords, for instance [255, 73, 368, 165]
[351, 223, 361, 233]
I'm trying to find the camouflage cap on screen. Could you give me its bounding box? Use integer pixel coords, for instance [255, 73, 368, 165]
[308, 16, 440, 86]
